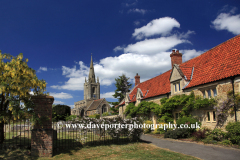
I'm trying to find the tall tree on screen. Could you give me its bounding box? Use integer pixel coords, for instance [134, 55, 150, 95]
[52, 104, 71, 122]
[0, 51, 47, 143]
[112, 74, 132, 103]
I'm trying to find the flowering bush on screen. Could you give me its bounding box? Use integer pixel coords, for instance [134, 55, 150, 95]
[71, 116, 143, 142]
[214, 91, 240, 126]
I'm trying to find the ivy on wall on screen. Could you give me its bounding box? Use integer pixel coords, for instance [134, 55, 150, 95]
[124, 101, 158, 118]
[124, 92, 216, 123]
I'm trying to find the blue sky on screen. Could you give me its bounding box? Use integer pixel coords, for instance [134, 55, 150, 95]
[1, 0, 240, 108]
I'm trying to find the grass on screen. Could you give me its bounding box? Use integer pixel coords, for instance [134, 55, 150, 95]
[0, 142, 200, 160]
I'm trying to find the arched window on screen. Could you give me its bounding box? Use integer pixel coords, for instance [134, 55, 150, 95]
[92, 87, 95, 94]
[80, 109, 84, 117]
[102, 104, 107, 114]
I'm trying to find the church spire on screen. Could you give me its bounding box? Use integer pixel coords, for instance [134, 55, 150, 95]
[88, 54, 96, 83]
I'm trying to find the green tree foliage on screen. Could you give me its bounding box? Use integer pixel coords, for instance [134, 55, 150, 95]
[52, 104, 71, 122]
[112, 74, 132, 103]
[0, 51, 47, 143]
[108, 101, 119, 115]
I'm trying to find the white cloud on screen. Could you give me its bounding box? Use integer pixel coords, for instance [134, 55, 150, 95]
[124, 36, 190, 55]
[125, 1, 138, 7]
[53, 100, 65, 104]
[100, 92, 116, 99]
[49, 92, 73, 99]
[134, 20, 140, 26]
[128, 8, 147, 15]
[51, 17, 196, 91]
[37, 67, 47, 72]
[50, 61, 89, 91]
[50, 51, 172, 91]
[178, 30, 195, 39]
[212, 8, 240, 35]
[113, 46, 124, 52]
[181, 49, 205, 62]
[132, 17, 180, 40]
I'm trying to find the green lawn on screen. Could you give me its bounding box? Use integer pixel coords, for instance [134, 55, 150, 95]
[0, 142, 200, 160]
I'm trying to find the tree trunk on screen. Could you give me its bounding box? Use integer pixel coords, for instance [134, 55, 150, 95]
[0, 122, 4, 144]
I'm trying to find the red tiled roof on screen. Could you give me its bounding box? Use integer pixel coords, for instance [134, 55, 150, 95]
[119, 70, 171, 104]
[179, 66, 193, 80]
[142, 90, 148, 97]
[119, 35, 240, 106]
[182, 35, 240, 89]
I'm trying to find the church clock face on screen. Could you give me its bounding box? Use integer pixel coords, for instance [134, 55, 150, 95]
[93, 95, 96, 98]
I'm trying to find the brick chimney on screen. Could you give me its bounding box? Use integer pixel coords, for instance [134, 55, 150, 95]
[135, 73, 140, 86]
[170, 50, 182, 68]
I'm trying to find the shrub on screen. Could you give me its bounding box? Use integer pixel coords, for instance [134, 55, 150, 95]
[225, 121, 240, 144]
[73, 116, 143, 141]
[192, 129, 207, 141]
[219, 139, 232, 146]
[176, 116, 201, 133]
[125, 115, 132, 119]
[143, 120, 153, 134]
[164, 128, 190, 139]
[154, 127, 166, 134]
[88, 114, 100, 119]
[153, 122, 168, 134]
[210, 129, 226, 141]
[202, 135, 217, 144]
[65, 115, 77, 121]
[102, 112, 110, 117]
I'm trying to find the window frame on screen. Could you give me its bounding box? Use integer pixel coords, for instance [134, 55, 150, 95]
[173, 81, 181, 93]
[213, 88, 217, 97]
[213, 111, 216, 122]
[207, 111, 210, 122]
[208, 89, 211, 98]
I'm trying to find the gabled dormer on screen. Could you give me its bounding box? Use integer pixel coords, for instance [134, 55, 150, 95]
[125, 92, 130, 106]
[169, 50, 191, 95]
[136, 88, 143, 105]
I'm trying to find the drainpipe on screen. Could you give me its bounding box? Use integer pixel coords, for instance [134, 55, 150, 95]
[231, 77, 237, 122]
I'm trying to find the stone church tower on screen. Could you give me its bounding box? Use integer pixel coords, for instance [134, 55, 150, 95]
[84, 55, 100, 100]
[71, 55, 110, 117]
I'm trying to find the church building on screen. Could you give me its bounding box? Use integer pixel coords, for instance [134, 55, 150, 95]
[71, 55, 110, 117]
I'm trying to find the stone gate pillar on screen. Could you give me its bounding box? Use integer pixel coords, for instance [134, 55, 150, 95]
[31, 95, 54, 157]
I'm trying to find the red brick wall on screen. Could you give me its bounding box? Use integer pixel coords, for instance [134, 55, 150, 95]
[170, 50, 182, 68]
[31, 95, 54, 157]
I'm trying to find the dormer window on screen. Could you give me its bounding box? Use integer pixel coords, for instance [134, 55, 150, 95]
[174, 82, 181, 93]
